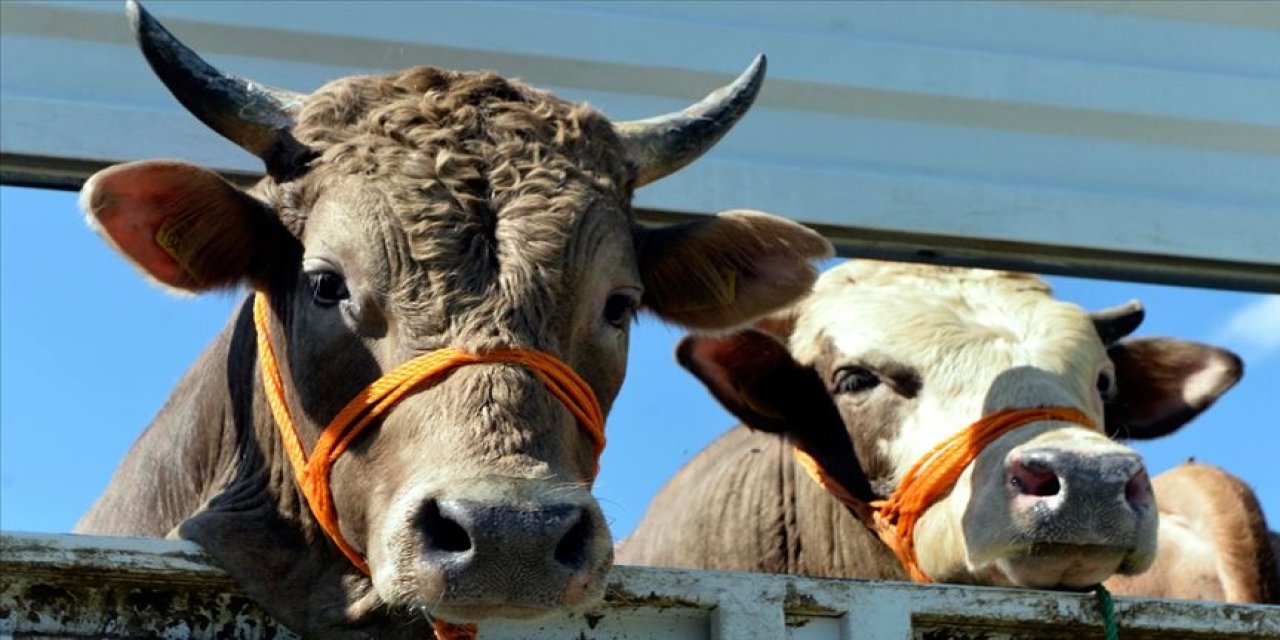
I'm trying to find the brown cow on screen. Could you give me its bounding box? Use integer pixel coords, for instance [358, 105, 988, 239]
[619, 261, 1267, 600]
[1106, 462, 1277, 603]
[74, 2, 832, 637]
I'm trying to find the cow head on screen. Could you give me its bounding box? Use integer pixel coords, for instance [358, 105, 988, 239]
[77, 1, 831, 631]
[679, 261, 1242, 589]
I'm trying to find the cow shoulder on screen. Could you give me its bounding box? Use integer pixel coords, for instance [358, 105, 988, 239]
[1107, 462, 1277, 604]
[617, 426, 796, 574]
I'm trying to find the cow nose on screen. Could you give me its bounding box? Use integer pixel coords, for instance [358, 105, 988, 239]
[1008, 452, 1061, 497]
[1007, 448, 1152, 510]
[416, 498, 598, 606]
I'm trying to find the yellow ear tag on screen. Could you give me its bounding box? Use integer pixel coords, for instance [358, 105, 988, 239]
[154, 219, 184, 259]
[714, 267, 739, 306]
[668, 267, 738, 313]
[154, 216, 204, 287]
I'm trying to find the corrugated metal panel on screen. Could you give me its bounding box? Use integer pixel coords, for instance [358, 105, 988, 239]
[3, 533, 1277, 639]
[1, 0, 1277, 289]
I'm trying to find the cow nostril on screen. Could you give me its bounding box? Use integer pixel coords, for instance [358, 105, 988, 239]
[1125, 469, 1153, 508]
[553, 510, 594, 571]
[420, 499, 472, 553]
[1009, 458, 1061, 497]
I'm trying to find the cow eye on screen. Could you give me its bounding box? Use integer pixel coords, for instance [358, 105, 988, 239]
[1096, 370, 1117, 402]
[834, 366, 880, 395]
[307, 271, 350, 307]
[603, 291, 639, 329]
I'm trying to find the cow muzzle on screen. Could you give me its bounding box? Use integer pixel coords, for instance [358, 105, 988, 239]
[369, 477, 612, 623]
[406, 492, 609, 620]
[797, 406, 1159, 587]
[989, 444, 1157, 588]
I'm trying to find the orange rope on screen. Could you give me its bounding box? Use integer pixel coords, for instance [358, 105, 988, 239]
[792, 447, 874, 524]
[795, 406, 1097, 583]
[253, 293, 605, 638]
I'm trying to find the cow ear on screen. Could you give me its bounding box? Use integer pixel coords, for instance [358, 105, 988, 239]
[80, 160, 284, 292]
[677, 329, 816, 433]
[752, 305, 801, 341]
[1091, 300, 1145, 344]
[677, 329, 877, 503]
[1104, 337, 1243, 440]
[637, 210, 832, 330]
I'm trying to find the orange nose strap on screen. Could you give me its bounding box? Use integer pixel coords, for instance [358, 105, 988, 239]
[795, 406, 1098, 583]
[252, 292, 605, 581]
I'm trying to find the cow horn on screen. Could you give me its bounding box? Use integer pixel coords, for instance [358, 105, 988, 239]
[615, 54, 767, 187]
[126, 0, 308, 175]
[1091, 300, 1145, 345]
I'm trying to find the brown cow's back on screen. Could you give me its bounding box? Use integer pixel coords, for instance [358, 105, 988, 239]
[617, 425, 905, 581]
[1106, 462, 1279, 604]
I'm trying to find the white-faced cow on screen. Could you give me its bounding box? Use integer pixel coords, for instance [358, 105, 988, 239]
[619, 261, 1272, 602]
[74, 2, 833, 637]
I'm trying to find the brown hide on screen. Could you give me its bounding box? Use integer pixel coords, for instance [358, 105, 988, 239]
[617, 426, 905, 581]
[1106, 462, 1279, 604]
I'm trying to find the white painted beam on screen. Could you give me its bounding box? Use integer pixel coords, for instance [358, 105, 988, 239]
[3, 1, 1277, 290]
[4, 532, 1278, 639]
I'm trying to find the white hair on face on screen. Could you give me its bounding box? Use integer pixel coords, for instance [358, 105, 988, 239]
[788, 260, 1110, 477]
[789, 261, 1052, 365]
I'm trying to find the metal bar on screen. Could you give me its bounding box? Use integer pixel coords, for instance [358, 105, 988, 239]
[4, 1, 1277, 293]
[5, 154, 1276, 293]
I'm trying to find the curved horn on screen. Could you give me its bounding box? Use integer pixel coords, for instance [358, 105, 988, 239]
[615, 54, 767, 187]
[127, 0, 306, 172]
[1091, 300, 1145, 345]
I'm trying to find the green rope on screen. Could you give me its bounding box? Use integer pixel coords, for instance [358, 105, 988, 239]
[1093, 584, 1119, 640]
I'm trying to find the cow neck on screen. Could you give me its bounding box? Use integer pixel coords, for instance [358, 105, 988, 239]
[793, 406, 1099, 583]
[252, 292, 605, 640]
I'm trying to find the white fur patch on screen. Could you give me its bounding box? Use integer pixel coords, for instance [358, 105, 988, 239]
[1183, 357, 1231, 406]
[794, 261, 1108, 473]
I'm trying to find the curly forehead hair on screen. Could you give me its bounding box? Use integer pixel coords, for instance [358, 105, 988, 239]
[277, 66, 634, 256]
[264, 66, 637, 341]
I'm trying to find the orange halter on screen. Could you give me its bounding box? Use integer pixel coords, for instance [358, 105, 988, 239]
[794, 406, 1098, 583]
[253, 292, 606, 639]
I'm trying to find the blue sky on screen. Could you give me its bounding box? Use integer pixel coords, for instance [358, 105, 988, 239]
[1, 184, 1277, 543]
